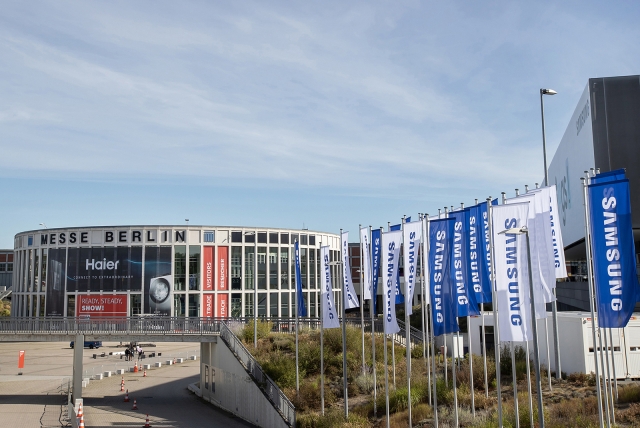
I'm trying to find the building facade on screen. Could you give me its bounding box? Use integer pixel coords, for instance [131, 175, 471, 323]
[0, 250, 13, 290]
[12, 226, 342, 318]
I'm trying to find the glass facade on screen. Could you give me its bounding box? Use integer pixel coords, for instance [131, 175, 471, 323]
[11, 226, 341, 319]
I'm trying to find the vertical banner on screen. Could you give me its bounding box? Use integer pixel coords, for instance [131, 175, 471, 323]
[549, 185, 568, 279]
[45, 248, 66, 317]
[217, 246, 228, 291]
[429, 218, 459, 336]
[341, 231, 360, 309]
[217, 293, 228, 318]
[294, 241, 307, 317]
[421, 217, 430, 302]
[491, 203, 532, 342]
[402, 221, 422, 315]
[390, 224, 404, 304]
[144, 246, 172, 315]
[321, 246, 340, 328]
[450, 210, 480, 317]
[203, 246, 214, 291]
[469, 203, 491, 303]
[371, 229, 382, 314]
[588, 178, 640, 328]
[382, 230, 402, 334]
[360, 227, 373, 300]
[203, 294, 214, 318]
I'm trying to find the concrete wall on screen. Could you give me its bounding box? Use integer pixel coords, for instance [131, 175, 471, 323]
[199, 341, 289, 428]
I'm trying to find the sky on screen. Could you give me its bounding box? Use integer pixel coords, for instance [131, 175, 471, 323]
[2, 0, 639, 248]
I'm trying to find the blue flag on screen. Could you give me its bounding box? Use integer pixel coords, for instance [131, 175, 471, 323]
[469, 202, 493, 303]
[294, 241, 307, 317]
[429, 218, 460, 336]
[591, 168, 626, 184]
[588, 177, 640, 328]
[388, 223, 405, 304]
[371, 229, 382, 315]
[450, 210, 480, 317]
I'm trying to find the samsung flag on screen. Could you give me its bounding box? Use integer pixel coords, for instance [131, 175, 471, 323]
[360, 227, 373, 300]
[382, 230, 402, 334]
[294, 241, 307, 317]
[371, 229, 382, 315]
[341, 231, 360, 309]
[429, 218, 459, 337]
[403, 220, 422, 315]
[588, 177, 640, 328]
[469, 203, 492, 303]
[492, 203, 533, 342]
[321, 246, 340, 329]
[450, 210, 480, 317]
[548, 185, 568, 279]
[390, 223, 404, 304]
[421, 217, 430, 302]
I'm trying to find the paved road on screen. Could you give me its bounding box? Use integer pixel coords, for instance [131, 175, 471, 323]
[0, 341, 255, 427]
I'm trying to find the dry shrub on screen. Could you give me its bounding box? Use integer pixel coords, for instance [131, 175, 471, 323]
[618, 384, 640, 404]
[296, 409, 368, 428]
[290, 378, 336, 411]
[617, 402, 640, 425]
[456, 354, 497, 392]
[566, 372, 596, 387]
[547, 396, 600, 428]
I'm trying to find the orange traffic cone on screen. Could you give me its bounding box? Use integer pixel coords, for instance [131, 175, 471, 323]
[121, 377, 125, 392]
[77, 402, 83, 420]
[143, 414, 152, 427]
[78, 413, 85, 428]
[143, 369, 147, 377]
[173, 357, 176, 365]
[132, 398, 138, 410]
[134, 362, 139, 373]
[124, 389, 130, 402]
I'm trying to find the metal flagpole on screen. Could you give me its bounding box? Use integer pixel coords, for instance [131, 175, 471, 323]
[294, 239, 300, 394]
[525, 340, 534, 428]
[442, 209, 448, 389]
[422, 214, 432, 405]
[320, 241, 325, 416]
[452, 332, 460, 428]
[482, 307, 489, 398]
[254, 236, 258, 349]
[388, 221, 396, 391]
[598, 322, 612, 428]
[603, 328, 615, 424]
[384, 323, 390, 428]
[487, 197, 504, 427]
[340, 229, 349, 419]
[429, 293, 439, 428]
[402, 217, 413, 428]
[581, 176, 605, 428]
[359, 224, 366, 376]
[468, 314, 475, 417]
[510, 342, 520, 428]
[371, 226, 378, 418]
[545, 318, 552, 390]
[609, 328, 618, 400]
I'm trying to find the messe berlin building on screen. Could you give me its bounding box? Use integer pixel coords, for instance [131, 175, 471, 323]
[11, 226, 342, 319]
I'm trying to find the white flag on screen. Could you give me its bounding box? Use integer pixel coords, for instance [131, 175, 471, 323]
[382, 230, 402, 334]
[403, 220, 422, 315]
[360, 227, 372, 300]
[321, 246, 340, 329]
[548, 185, 568, 279]
[341, 231, 360, 309]
[421, 217, 430, 302]
[492, 203, 533, 342]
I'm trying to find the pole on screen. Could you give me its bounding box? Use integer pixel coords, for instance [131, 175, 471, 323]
[340, 229, 349, 419]
[609, 328, 618, 400]
[482, 306, 489, 398]
[525, 339, 534, 428]
[420, 215, 432, 405]
[468, 315, 475, 416]
[429, 300, 439, 428]
[383, 327, 390, 428]
[402, 217, 412, 428]
[545, 318, 552, 390]
[359, 224, 366, 376]
[581, 176, 605, 428]
[452, 333, 460, 428]
[320, 241, 325, 416]
[525, 230, 545, 427]
[372, 226, 379, 418]
[511, 342, 520, 428]
[294, 239, 299, 394]
[603, 328, 615, 424]
[487, 197, 504, 427]
[254, 237, 258, 348]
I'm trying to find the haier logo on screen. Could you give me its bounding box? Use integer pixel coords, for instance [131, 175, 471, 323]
[86, 258, 120, 270]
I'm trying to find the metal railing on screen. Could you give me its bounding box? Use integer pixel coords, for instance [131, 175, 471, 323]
[219, 322, 295, 427]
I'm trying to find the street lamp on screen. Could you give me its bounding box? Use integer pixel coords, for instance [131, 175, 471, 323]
[499, 226, 545, 427]
[39, 223, 47, 229]
[540, 87, 562, 380]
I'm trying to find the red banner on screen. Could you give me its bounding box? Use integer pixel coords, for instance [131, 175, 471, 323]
[217, 246, 228, 291]
[18, 351, 25, 369]
[217, 294, 228, 318]
[203, 294, 214, 318]
[76, 294, 127, 317]
[203, 246, 214, 291]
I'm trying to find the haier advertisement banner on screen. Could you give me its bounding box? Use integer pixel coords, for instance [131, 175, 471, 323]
[144, 246, 172, 316]
[76, 294, 128, 317]
[67, 247, 143, 292]
[45, 248, 66, 317]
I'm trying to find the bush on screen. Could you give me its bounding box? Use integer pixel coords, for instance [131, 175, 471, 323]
[296, 408, 369, 428]
[242, 319, 274, 343]
[261, 351, 300, 389]
[566, 371, 597, 387]
[499, 344, 530, 381]
[618, 384, 640, 404]
[456, 354, 496, 391]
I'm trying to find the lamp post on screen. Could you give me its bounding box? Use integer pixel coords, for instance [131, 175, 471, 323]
[540, 87, 562, 380]
[500, 226, 545, 427]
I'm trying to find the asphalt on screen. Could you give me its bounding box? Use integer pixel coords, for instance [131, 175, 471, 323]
[0, 341, 255, 427]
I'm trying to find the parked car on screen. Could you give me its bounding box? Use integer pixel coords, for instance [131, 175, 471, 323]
[69, 341, 103, 349]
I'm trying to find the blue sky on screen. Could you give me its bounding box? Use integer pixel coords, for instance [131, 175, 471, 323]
[2, 1, 639, 248]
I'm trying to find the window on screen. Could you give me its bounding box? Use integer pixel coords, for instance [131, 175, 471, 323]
[204, 231, 215, 243]
[231, 247, 242, 290]
[231, 293, 242, 317]
[258, 232, 267, 244]
[269, 233, 279, 244]
[258, 247, 267, 289]
[301, 234, 308, 245]
[280, 248, 289, 290]
[309, 235, 316, 246]
[280, 233, 289, 244]
[0, 264, 5, 272]
[188, 246, 201, 290]
[174, 246, 186, 291]
[7, 263, 12, 272]
[174, 294, 186, 317]
[269, 248, 278, 289]
[244, 247, 254, 290]
[189, 294, 199, 317]
[231, 231, 242, 243]
[130, 294, 141, 316]
[244, 233, 255, 243]
[205, 365, 209, 390]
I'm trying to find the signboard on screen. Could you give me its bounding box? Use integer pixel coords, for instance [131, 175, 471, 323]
[203, 246, 214, 291]
[217, 246, 228, 291]
[76, 294, 127, 317]
[204, 294, 214, 318]
[143, 246, 172, 315]
[18, 351, 25, 369]
[217, 294, 228, 318]
[45, 248, 66, 316]
[67, 247, 143, 292]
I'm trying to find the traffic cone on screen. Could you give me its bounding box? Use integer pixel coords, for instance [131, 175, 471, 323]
[143, 414, 152, 427]
[78, 413, 85, 428]
[173, 357, 176, 365]
[132, 398, 138, 410]
[77, 402, 83, 420]
[134, 362, 139, 373]
[121, 376, 125, 391]
[143, 369, 147, 377]
[124, 389, 130, 402]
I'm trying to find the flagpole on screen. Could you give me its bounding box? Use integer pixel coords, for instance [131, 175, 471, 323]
[294, 239, 300, 394]
[401, 217, 413, 428]
[482, 306, 488, 398]
[383, 323, 390, 428]
[603, 327, 615, 424]
[439, 209, 448, 389]
[340, 228, 349, 419]
[487, 196, 504, 427]
[461, 202, 475, 417]
[320, 244, 325, 416]
[525, 339, 534, 428]
[371, 226, 378, 418]
[421, 214, 432, 406]
[429, 291, 439, 428]
[359, 224, 366, 376]
[609, 328, 619, 400]
[580, 176, 605, 428]
[452, 332, 460, 428]
[510, 341, 519, 428]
